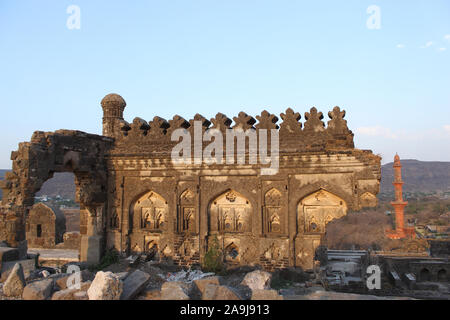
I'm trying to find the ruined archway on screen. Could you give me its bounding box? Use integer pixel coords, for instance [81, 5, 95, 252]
[0, 130, 112, 263]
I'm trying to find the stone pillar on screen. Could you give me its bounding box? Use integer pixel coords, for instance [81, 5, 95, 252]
[80, 206, 103, 264]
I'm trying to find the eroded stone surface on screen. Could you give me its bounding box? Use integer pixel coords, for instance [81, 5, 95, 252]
[0, 94, 381, 270]
[120, 269, 151, 300]
[87, 271, 123, 300]
[3, 263, 25, 297]
[241, 270, 272, 291]
[22, 278, 54, 300]
[160, 281, 191, 300]
[52, 281, 92, 300]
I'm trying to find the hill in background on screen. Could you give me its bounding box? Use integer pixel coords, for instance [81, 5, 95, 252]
[380, 160, 450, 199]
[0, 171, 76, 200]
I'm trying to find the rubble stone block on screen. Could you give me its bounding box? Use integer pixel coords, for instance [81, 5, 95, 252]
[52, 281, 92, 300]
[87, 271, 123, 300]
[160, 281, 191, 300]
[251, 289, 283, 300]
[0, 247, 20, 267]
[120, 270, 151, 300]
[1, 259, 36, 282]
[3, 263, 26, 297]
[203, 284, 242, 300]
[22, 278, 54, 300]
[194, 276, 220, 296]
[55, 269, 94, 290]
[241, 270, 272, 291]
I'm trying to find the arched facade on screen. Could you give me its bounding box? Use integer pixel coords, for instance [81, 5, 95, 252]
[0, 94, 382, 270]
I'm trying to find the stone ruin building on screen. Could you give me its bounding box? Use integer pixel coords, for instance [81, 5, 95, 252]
[25, 202, 80, 251]
[0, 94, 381, 270]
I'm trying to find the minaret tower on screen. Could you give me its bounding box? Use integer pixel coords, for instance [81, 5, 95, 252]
[101, 93, 126, 138]
[386, 154, 415, 239]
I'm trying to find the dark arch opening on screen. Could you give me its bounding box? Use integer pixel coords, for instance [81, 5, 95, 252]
[420, 268, 431, 282]
[437, 269, 447, 282]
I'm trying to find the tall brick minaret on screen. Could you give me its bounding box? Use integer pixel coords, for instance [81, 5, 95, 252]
[386, 154, 415, 239]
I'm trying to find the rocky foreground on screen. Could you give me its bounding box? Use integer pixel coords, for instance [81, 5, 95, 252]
[0, 256, 416, 301]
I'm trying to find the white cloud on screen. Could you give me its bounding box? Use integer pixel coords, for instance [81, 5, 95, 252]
[396, 44, 405, 49]
[438, 47, 447, 52]
[420, 41, 433, 48]
[444, 125, 450, 133]
[444, 34, 450, 41]
[355, 126, 398, 139]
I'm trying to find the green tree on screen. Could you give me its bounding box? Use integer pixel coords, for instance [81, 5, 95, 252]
[202, 235, 224, 273]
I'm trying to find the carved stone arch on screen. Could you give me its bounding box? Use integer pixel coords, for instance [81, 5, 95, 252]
[130, 190, 168, 232]
[264, 188, 283, 234]
[297, 189, 348, 234]
[178, 188, 196, 233]
[209, 189, 252, 233]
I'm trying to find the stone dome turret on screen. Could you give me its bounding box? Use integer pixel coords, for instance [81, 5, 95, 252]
[101, 93, 126, 111]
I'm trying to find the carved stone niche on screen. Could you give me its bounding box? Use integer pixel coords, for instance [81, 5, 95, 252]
[209, 190, 251, 233]
[178, 189, 196, 234]
[263, 188, 284, 235]
[132, 191, 168, 232]
[298, 189, 347, 234]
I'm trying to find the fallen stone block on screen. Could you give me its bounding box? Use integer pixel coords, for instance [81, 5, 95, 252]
[194, 276, 220, 296]
[137, 288, 162, 300]
[251, 289, 283, 300]
[121, 270, 151, 300]
[1, 259, 36, 282]
[23, 279, 54, 300]
[3, 263, 26, 297]
[52, 281, 92, 300]
[203, 284, 242, 300]
[87, 271, 123, 300]
[0, 247, 20, 271]
[55, 269, 95, 290]
[160, 281, 191, 300]
[115, 272, 129, 281]
[241, 270, 272, 291]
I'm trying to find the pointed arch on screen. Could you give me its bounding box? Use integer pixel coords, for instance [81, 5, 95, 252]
[298, 189, 347, 234]
[130, 190, 168, 231]
[264, 188, 284, 234]
[209, 189, 252, 233]
[178, 188, 196, 233]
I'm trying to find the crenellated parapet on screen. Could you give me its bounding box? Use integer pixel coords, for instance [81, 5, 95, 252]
[109, 97, 354, 154]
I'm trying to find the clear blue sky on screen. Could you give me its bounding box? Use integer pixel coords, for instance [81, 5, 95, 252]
[1, 0, 449, 168]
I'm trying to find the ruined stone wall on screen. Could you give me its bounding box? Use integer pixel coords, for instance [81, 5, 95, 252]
[102, 95, 381, 271]
[26, 203, 56, 248]
[0, 130, 113, 262]
[0, 94, 381, 269]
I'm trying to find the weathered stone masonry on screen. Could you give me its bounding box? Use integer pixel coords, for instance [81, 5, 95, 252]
[0, 94, 381, 270]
